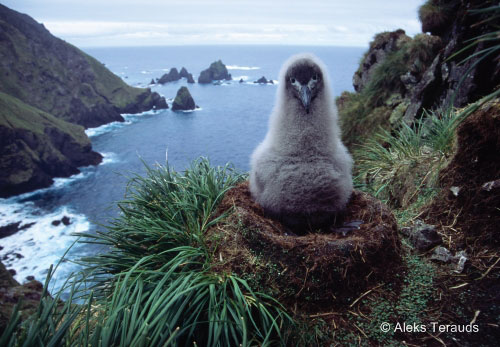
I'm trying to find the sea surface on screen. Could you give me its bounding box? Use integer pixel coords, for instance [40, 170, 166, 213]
[0, 45, 365, 290]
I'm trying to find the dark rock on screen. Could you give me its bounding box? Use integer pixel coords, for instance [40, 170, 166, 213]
[8, 269, 16, 276]
[61, 216, 71, 225]
[0, 260, 45, 333]
[198, 60, 232, 84]
[401, 220, 442, 251]
[254, 76, 270, 84]
[0, 222, 22, 239]
[403, 54, 441, 124]
[158, 68, 181, 84]
[186, 73, 195, 84]
[25, 275, 35, 281]
[0, 222, 35, 238]
[239, 78, 244, 83]
[171, 87, 196, 111]
[149, 78, 155, 85]
[353, 29, 411, 92]
[51, 220, 61, 226]
[179, 67, 189, 78]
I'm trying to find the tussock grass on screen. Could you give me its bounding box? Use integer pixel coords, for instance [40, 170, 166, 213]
[418, 0, 456, 34]
[353, 108, 457, 220]
[1, 158, 292, 346]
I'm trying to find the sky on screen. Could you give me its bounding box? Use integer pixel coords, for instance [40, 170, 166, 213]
[3, 0, 423, 47]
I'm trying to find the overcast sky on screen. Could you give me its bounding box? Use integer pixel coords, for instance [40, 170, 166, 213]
[3, 0, 423, 47]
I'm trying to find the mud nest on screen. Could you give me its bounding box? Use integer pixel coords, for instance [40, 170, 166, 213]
[207, 182, 402, 312]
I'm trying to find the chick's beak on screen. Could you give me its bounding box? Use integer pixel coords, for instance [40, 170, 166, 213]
[300, 85, 311, 113]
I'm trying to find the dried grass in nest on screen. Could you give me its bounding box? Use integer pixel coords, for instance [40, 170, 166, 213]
[206, 182, 403, 313]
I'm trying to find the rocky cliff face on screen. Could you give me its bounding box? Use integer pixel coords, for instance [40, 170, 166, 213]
[338, 0, 500, 147]
[0, 4, 168, 197]
[0, 4, 168, 129]
[0, 92, 102, 197]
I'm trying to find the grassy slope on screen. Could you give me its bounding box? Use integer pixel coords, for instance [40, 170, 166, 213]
[82, 52, 149, 109]
[0, 92, 89, 146]
[0, 5, 155, 127]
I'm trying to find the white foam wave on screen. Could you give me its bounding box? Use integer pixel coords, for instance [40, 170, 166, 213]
[85, 109, 159, 138]
[0, 203, 90, 291]
[180, 107, 203, 113]
[226, 65, 260, 70]
[0, 171, 90, 204]
[85, 120, 123, 137]
[101, 152, 119, 165]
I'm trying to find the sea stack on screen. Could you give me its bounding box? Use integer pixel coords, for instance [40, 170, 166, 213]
[171, 87, 196, 111]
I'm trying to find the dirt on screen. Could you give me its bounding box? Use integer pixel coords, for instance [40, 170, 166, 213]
[207, 182, 402, 313]
[424, 99, 500, 249]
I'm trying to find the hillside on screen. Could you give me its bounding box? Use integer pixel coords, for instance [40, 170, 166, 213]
[0, 92, 102, 197]
[0, 4, 168, 197]
[0, 4, 167, 129]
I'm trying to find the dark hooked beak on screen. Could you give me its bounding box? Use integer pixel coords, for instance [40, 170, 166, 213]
[300, 85, 311, 114]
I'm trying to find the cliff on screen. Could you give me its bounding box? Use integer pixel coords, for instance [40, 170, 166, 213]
[0, 4, 168, 197]
[0, 92, 102, 197]
[0, 4, 168, 129]
[338, 0, 500, 148]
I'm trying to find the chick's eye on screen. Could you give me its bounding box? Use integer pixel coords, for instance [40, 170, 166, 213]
[312, 75, 318, 81]
[290, 78, 296, 83]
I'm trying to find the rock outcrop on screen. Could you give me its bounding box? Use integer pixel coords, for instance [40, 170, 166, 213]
[0, 260, 44, 334]
[353, 29, 411, 93]
[338, 1, 500, 147]
[158, 68, 181, 84]
[179, 67, 189, 78]
[198, 60, 232, 84]
[171, 87, 196, 111]
[186, 73, 195, 84]
[179, 67, 195, 83]
[254, 76, 274, 84]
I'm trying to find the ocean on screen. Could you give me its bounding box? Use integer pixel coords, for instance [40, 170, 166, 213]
[0, 45, 365, 290]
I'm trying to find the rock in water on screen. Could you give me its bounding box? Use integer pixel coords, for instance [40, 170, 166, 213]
[254, 76, 269, 84]
[179, 67, 189, 78]
[158, 68, 181, 83]
[171, 87, 196, 111]
[186, 73, 195, 84]
[198, 60, 232, 84]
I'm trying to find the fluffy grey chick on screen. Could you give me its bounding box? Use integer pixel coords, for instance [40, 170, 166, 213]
[249, 53, 353, 232]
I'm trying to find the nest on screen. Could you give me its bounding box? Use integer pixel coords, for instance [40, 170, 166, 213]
[207, 182, 402, 312]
